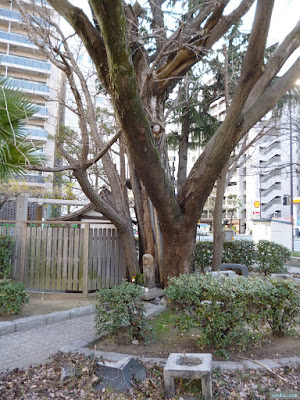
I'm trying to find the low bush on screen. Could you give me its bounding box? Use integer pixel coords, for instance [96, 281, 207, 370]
[0, 279, 29, 315]
[0, 235, 14, 279]
[223, 240, 256, 267]
[260, 278, 300, 335]
[195, 240, 256, 270]
[256, 240, 291, 275]
[94, 281, 151, 343]
[165, 274, 300, 352]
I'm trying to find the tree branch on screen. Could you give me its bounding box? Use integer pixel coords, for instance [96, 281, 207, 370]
[46, 0, 110, 91]
[83, 130, 122, 170]
[246, 20, 300, 109]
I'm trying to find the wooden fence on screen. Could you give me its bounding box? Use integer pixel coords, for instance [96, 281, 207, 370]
[0, 221, 125, 296]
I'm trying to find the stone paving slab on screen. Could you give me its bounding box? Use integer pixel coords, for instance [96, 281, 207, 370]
[0, 303, 165, 374]
[0, 306, 95, 337]
[0, 314, 98, 374]
[0, 302, 299, 377]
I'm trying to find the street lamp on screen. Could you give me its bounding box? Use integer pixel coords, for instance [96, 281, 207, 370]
[289, 92, 294, 251]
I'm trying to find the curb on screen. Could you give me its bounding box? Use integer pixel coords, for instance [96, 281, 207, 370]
[0, 305, 95, 336]
[60, 339, 300, 373]
[0, 303, 166, 337]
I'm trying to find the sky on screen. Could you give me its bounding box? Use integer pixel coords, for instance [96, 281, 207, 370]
[67, 0, 299, 74]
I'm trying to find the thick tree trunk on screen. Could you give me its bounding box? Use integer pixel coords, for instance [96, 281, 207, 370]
[118, 227, 140, 279]
[162, 224, 197, 286]
[212, 161, 229, 271]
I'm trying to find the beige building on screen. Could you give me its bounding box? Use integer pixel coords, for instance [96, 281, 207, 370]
[0, 0, 61, 187]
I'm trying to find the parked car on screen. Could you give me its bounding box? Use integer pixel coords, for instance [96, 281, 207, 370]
[197, 223, 210, 236]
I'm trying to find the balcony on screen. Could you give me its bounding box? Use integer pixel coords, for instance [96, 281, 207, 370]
[0, 30, 38, 49]
[0, 53, 51, 74]
[0, 8, 21, 22]
[23, 127, 47, 139]
[9, 77, 50, 96]
[33, 105, 48, 119]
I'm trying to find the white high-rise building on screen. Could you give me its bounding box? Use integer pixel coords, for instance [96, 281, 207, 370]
[0, 0, 61, 186]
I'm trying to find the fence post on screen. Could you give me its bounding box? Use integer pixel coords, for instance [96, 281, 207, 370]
[15, 194, 28, 280]
[82, 223, 90, 297]
[19, 222, 27, 282]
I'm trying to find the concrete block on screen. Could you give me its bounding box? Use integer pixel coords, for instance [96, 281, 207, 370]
[221, 263, 249, 277]
[144, 304, 165, 319]
[212, 361, 244, 371]
[60, 366, 76, 382]
[15, 315, 47, 332]
[46, 310, 72, 325]
[95, 356, 147, 392]
[209, 270, 237, 277]
[164, 353, 212, 400]
[242, 359, 281, 370]
[0, 321, 16, 336]
[270, 274, 293, 280]
[277, 357, 300, 368]
[142, 287, 165, 301]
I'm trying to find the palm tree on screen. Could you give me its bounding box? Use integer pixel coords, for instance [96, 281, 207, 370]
[0, 77, 45, 180]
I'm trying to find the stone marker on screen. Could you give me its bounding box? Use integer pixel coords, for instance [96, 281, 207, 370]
[95, 357, 147, 392]
[221, 263, 249, 277]
[164, 353, 212, 400]
[143, 254, 156, 288]
[60, 366, 76, 383]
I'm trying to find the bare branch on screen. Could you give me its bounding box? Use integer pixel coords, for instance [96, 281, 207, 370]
[83, 130, 122, 170]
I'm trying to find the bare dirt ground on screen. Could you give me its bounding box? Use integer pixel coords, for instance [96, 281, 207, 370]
[0, 293, 96, 322]
[92, 316, 300, 362]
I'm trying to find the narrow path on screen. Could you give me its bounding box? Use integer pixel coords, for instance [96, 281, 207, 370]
[0, 314, 97, 374]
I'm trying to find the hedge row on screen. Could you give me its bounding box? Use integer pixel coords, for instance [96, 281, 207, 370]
[0, 235, 28, 315]
[195, 239, 291, 275]
[0, 279, 29, 315]
[165, 274, 300, 352]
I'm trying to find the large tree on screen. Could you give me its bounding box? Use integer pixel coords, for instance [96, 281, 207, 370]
[17, 0, 300, 284]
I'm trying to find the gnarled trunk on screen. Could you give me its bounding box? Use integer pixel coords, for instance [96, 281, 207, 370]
[162, 223, 197, 286]
[212, 161, 229, 271]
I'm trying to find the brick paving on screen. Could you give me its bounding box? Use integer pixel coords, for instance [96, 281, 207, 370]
[0, 314, 98, 374]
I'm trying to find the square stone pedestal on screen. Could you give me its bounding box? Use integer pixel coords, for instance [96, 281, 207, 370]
[164, 353, 212, 400]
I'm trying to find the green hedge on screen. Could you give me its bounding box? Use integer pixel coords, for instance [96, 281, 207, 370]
[0, 279, 29, 315]
[165, 274, 300, 352]
[0, 235, 14, 279]
[195, 239, 291, 274]
[256, 240, 290, 275]
[94, 281, 151, 343]
[195, 240, 256, 269]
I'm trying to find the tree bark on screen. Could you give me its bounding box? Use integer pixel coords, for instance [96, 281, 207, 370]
[212, 160, 229, 271]
[177, 111, 190, 190]
[162, 222, 196, 285]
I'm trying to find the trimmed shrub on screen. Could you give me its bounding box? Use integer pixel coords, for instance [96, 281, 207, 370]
[256, 240, 291, 275]
[94, 281, 151, 343]
[0, 279, 29, 315]
[0, 235, 14, 279]
[165, 274, 300, 351]
[195, 240, 256, 270]
[195, 241, 214, 270]
[223, 240, 256, 267]
[260, 278, 300, 335]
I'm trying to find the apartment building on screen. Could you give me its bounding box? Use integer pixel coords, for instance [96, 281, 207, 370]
[0, 0, 60, 186]
[169, 93, 299, 233]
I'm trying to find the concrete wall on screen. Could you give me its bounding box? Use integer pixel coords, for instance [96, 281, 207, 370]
[252, 219, 292, 250]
